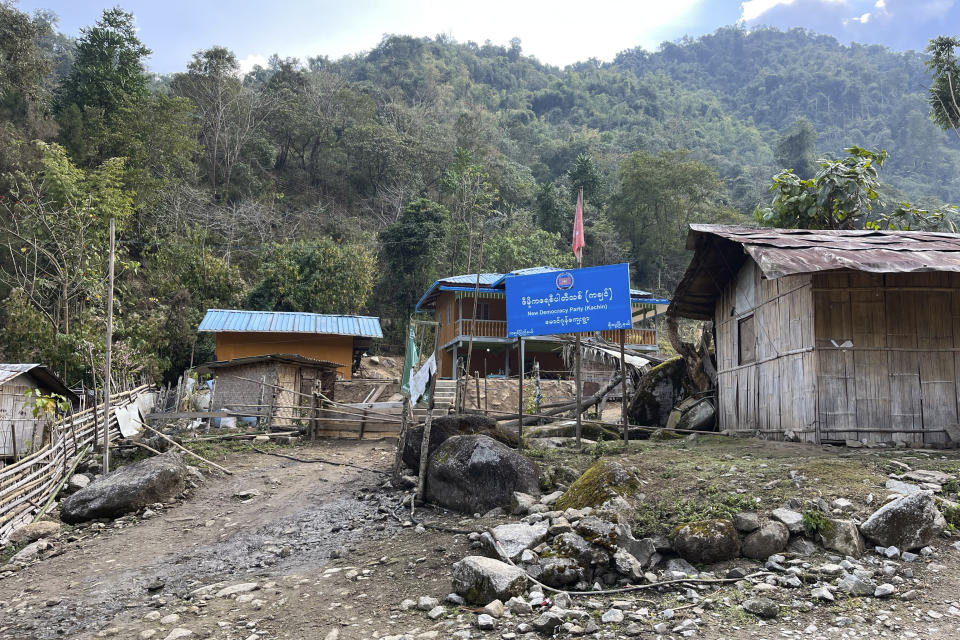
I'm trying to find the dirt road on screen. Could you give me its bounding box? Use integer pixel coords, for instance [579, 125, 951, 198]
[0, 440, 437, 639]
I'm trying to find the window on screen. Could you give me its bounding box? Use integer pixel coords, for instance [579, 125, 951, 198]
[738, 314, 756, 365]
[477, 301, 491, 320]
[446, 304, 451, 324]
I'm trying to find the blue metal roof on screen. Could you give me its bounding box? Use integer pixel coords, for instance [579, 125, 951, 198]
[415, 273, 503, 311]
[417, 268, 657, 311]
[198, 309, 383, 338]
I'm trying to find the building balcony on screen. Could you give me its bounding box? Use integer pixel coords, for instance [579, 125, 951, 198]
[440, 318, 657, 347]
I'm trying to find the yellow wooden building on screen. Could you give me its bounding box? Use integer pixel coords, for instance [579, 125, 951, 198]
[198, 309, 382, 380]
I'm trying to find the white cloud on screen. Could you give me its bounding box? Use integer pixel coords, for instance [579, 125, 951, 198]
[740, 0, 797, 22]
[237, 54, 267, 74]
[740, 0, 851, 22]
[844, 11, 871, 23]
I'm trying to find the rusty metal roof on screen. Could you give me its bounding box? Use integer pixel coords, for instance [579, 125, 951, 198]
[669, 224, 960, 320]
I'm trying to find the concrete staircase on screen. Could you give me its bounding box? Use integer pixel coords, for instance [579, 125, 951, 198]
[432, 379, 457, 412]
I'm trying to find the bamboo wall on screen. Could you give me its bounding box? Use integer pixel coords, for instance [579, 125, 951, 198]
[716, 263, 960, 446]
[714, 261, 817, 438]
[812, 271, 960, 446]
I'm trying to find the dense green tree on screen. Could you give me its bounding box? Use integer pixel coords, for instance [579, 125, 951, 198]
[567, 153, 606, 207]
[247, 239, 375, 314]
[610, 150, 737, 292]
[756, 146, 957, 230]
[0, 4, 53, 132]
[54, 8, 150, 163]
[483, 212, 573, 273]
[377, 198, 450, 321]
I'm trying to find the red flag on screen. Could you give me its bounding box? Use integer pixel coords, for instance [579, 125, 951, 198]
[572, 188, 585, 264]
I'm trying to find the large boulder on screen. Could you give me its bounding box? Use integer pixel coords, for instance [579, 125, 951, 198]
[451, 556, 528, 604]
[555, 460, 639, 512]
[672, 398, 717, 432]
[671, 519, 740, 564]
[820, 519, 865, 558]
[426, 435, 539, 514]
[402, 414, 510, 471]
[859, 492, 946, 550]
[740, 521, 789, 560]
[60, 452, 189, 523]
[627, 356, 692, 427]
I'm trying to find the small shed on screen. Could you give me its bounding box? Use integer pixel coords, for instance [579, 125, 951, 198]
[0, 364, 80, 458]
[669, 224, 960, 447]
[198, 354, 340, 429]
[198, 309, 383, 380]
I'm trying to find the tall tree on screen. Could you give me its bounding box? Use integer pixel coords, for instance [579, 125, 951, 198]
[775, 117, 818, 180]
[927, 36, 960, 142]
[54, 8, 150, 163]
[172, 46, 275, 198]
[0, 3, 53, 134]
[377, 198, 449, 321]
[610, 150, 734, 292]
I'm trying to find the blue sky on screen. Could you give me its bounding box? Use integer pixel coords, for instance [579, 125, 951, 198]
[13, 0, 960, 73]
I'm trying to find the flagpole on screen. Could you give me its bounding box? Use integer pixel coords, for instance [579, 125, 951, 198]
[574, 188, 583, 448]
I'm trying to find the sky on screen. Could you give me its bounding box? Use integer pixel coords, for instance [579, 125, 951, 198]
[12, 0, 960, 74]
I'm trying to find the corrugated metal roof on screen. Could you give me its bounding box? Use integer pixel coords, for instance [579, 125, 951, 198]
[0, 364, 79, 402]
[0, 364, 41, 386]
[670, 224, 960, 319]
[198, 310, 383, 338]
[439, 273, 503, 286]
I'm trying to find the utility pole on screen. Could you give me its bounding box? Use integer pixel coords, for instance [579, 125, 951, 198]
[102, 218, 115, 474]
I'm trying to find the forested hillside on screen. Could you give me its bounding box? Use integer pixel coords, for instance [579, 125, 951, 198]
[1, 4, 957, 385]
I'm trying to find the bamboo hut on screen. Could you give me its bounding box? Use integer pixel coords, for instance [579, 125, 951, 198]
[0, 364, 80, 458]
[669, 224, 960, 447]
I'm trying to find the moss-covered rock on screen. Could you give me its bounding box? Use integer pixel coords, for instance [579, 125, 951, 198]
[555, 460, 639, 512]
[671, 519, 740, 564]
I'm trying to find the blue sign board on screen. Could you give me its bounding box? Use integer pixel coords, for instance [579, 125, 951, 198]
[505, 263, 633, 337]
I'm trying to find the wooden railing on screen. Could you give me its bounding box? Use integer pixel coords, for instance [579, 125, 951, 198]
[445, 319, 656, 345]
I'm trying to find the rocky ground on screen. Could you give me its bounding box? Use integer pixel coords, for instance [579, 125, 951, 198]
[1, 435, 959, 640]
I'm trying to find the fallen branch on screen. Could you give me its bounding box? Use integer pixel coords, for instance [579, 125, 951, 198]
[140, 424, 233, 475]
[498, 375, 621, 430]
[248, 446, 387, 474]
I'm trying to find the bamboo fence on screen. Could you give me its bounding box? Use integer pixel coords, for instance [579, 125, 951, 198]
[0, 384, 149, 544]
